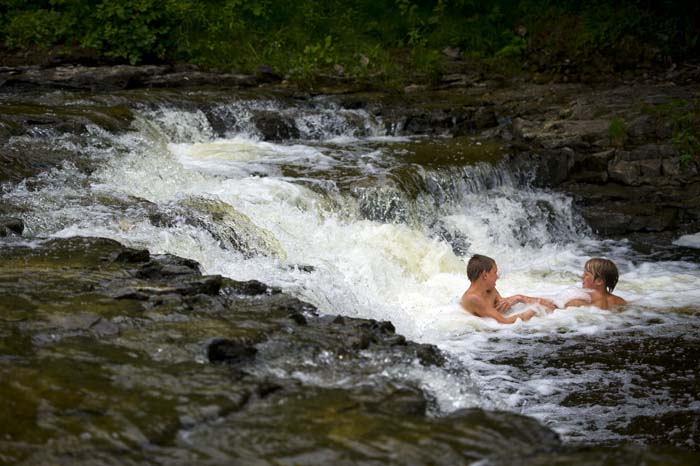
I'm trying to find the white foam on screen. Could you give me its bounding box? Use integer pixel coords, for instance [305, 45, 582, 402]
[673, 232, 700, 249]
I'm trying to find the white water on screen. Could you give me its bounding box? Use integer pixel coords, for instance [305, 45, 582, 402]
[4, 100, 700, 445]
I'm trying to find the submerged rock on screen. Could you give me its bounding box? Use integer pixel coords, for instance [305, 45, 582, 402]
[0, 216, 23, 236]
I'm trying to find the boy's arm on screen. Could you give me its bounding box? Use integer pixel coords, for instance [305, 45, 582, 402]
[497, 294, 557, 312]
[462, 294, 535, 324]
[565, 298, 590, 308]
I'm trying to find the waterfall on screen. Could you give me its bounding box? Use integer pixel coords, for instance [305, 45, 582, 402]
[3, 93, 699, 446]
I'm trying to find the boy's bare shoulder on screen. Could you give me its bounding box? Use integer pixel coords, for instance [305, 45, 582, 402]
[610, 294, 627, 306]
[460, 292, 485, 313]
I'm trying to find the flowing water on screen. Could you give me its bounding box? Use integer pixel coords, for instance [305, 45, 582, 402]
[1, 88, 699, 463]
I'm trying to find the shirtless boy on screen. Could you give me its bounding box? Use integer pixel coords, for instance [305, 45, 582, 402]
[460, 254, 556, 324]
[565, 258, 627, 310]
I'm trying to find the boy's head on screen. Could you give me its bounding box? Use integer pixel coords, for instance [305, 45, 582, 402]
[584, 258, 619, 293]
[467, 254, 496, 282]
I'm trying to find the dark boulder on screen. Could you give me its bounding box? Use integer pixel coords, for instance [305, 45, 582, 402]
[252, 111, 300, 141]
[208, 338, 260, 365]
[0, 216, 24, 236]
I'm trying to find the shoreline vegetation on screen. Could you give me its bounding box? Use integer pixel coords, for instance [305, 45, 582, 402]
[1, 1, 698, 87]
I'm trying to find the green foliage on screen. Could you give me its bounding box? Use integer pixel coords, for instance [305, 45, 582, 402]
[641, 97, 700, 166]
[2, 8, 67, 49]
[670, 99, 700, 166]
[608, 117, 628, 147]
[290, 35, 338, 79]
[0, 0, 698, 79]
[81, 0, 174, 64]
[411, 46, 445, 83]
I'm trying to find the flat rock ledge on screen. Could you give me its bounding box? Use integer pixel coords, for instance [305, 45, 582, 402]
[0, 64, 276, 91]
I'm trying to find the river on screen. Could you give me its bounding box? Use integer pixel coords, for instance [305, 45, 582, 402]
[1, 87, 699, 464]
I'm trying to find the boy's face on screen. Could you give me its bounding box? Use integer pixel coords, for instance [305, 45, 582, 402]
[582, 267, 600, 289]
[483, 265, 499, 289]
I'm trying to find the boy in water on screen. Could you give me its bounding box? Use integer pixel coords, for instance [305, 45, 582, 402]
[565, 258, 627, 310]
[460, 254, 557, 324]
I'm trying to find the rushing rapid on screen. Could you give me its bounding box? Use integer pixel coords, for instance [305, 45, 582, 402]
[3, 93, 699, 449]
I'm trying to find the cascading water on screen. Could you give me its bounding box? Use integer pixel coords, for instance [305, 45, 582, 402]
[3, 91, 700, 453]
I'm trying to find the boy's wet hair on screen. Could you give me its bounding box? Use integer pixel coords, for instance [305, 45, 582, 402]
[585, 258, 619, 292]
[467, 254, 496, 282]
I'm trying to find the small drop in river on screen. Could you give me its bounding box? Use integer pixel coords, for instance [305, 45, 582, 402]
[1, 85, 699, 465]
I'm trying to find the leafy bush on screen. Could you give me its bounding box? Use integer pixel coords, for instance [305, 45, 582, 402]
[81, 0, 175, 64]
[3, 8, 69, 49]
[0, 0, 698, 78]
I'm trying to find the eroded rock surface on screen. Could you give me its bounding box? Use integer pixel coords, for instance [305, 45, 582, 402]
[4, 236, 567, 465]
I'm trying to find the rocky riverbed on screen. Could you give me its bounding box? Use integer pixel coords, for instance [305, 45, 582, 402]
[2, 62, 699, 248]
[2, 63, 700, 464]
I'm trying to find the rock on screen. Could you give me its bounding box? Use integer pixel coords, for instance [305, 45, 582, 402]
[416, 344, 447, 367]
[0, 65, 265, 91]
[256, 64, 283, 83]
[506, 149, 574, 187]
[0, 216, 23, 236]
[174, 275, 223, 296]
[252, 111, 300, 141]
[607, 144, 678, 185]
[442, 47, 461, 59]
[581, 202, 679, 235]
[574, 149, 616, 172]
[1, 64, 168, 90]
[50, 312, 120, 338]
[349, 332, 372, 350]
[608, 159, 643, 185]
[111, 289, 151, 301]
[208, 338, 259, 365]
[222, 279, 280, 296]
[135, 255, 200, 279]
[111, 248, 150, 263]
[288, 312, 308, 326]
[473, 106, 498, 129]
[369, 387, 428, 417]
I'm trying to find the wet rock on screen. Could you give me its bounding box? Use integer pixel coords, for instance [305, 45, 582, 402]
[355, 385, 429, 417]
[47, 312, 120, 338]
[111, 288, 150, 301]
[0, 65, 261, 90]
[332, 315, 346, 325]
[111, 248, 150, 263]
[182, 197, 286, 260]
[142, 71, 258, 88]
[135, 255, 200, 279]
[403, 112, 454, 135]
[173, 275, 223, 296]
[89, 317, 120, 337]
[348, 332, 372, 350]
[252, 111, 300, 141]
[288, 312, 308, 326]
[0, 216, 24, 236]
[416, 344, 447, 367]
[581, 202, 678, 235]
[573, 148, 616, 173]
[473, 106, 498, 129]
[607, 144, 678, 185]
[208, 338, 259, 365]
[505, 149, 574, 187]
[0, 64, 169, 90]
[254, 380, 286, 398]
[256, 64, 283, 83]
[221, 278, 281, 296]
